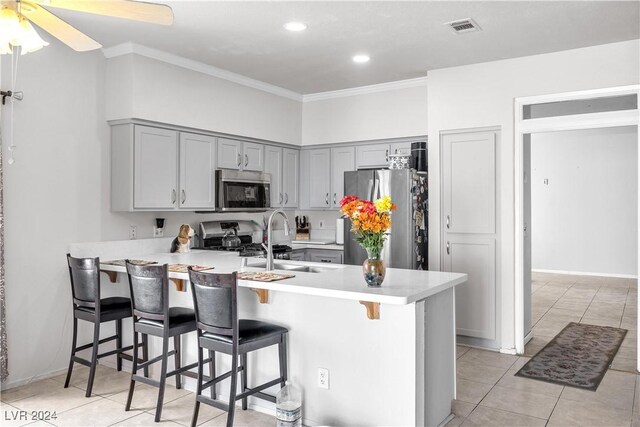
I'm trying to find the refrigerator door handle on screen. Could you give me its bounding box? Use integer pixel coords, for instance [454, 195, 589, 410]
[367, 179, 373, 201]
[372, 179, 380, 200]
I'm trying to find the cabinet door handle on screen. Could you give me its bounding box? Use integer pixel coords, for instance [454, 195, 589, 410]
[446, 215, 450, 229]
[237, 153, 241, 167]
[325, 193, 329, 205]
[320, 259, 331, 263]
[446, 241, 450, 255]
[181, 189, 186, 204]
[385, 149, 389, 162]
[279, 193, 283, 205]
[333, 193, 336, 205]
[171, 189, 176, 204]
[245, 154, 249, 167]
[285, 193, 288, 204]
[395, 148, 398, 154]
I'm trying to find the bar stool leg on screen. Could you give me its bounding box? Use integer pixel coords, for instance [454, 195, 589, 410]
[227, 353, 238, 427]
[278, 334, 288, 387]
[173, 335, 181, 390]
[85, 321, 101, 397]
[142, 334, 149, 378]
[191, 345, 203, 427]
[116, 319, 123, 372]
[154, 335, 169, 422]
[208, 350, 216, 400]
[125, 331, 139, 411]
[64, 317, 78, 388]
[240, 353, 248, 410]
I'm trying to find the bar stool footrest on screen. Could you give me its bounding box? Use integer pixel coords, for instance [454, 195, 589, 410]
[132, 375, 161, 388]
[235, 378, 281, 401]
[196, 395, 229, 412]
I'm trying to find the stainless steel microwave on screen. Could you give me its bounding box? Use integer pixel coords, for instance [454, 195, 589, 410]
[215, 170, 271, 211]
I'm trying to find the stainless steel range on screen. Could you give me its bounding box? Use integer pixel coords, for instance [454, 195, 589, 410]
[196, 220, 292, 259]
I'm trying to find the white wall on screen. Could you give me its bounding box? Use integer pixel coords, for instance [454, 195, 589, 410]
[427, 39, 640, 351]
[531, 126, 638, 276]
[0, 40, 297, 388]
[106, 54, 302, 145]
[301, 83, 428, 145]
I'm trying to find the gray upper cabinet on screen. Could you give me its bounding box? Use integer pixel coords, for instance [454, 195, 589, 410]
[356, 144, 390, 169]
[179, 132, 216, 209]
[244, 141, 264, 171]
[265, 145, 283, 207]
[308, 148, 332, 208]
[331, 146, 355, 208]
[217, 138, 264, 172]
[111, 124, 216, 212]
[217, 138, 243, 170]
[133, 126, 178, 209]
[282, 148, 299, 208]
[264, 146, 299, 208]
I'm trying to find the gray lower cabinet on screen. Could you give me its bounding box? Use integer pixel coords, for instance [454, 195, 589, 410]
[289, 249, 306, 261]
[306, 249, 343, 264]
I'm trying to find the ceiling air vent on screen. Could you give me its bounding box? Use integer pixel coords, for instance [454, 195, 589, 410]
[445, 18, 481, 34]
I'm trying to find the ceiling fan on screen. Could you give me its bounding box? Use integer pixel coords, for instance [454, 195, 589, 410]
[0, 0, 173, 54]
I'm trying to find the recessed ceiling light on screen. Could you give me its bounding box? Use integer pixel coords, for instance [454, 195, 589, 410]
[352, 54, 370, 64]
[284, 22, 307, 32]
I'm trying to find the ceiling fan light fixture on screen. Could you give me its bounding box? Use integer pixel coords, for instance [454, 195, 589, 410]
[0, 7, 48, 55]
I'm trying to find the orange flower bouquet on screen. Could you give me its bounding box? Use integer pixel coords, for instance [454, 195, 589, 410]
[340, 195, 396, 286]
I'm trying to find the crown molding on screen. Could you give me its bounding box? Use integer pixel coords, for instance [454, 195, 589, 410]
[102, 42, 303, 102]
[102, 43, 429, 104]
[302, 76, 428, 102]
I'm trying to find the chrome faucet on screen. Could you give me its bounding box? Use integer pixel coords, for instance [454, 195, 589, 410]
[261, 209, 290, 271]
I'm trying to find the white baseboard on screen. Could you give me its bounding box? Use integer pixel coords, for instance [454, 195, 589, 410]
[532, 269, 638, 279]
[1, 367, 68, 391]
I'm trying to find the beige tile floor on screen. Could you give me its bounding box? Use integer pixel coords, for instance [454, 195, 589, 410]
[1, 273, 637, 426]
[0, 364, 275, 427]
[449, 272, 639, 426]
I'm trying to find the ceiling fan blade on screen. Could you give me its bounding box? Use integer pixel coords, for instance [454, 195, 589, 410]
[39, 1, 173, 26]
[23, 3, 102, 51]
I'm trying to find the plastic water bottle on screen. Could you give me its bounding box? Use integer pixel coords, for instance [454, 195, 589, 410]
[276, 381, 302, 427]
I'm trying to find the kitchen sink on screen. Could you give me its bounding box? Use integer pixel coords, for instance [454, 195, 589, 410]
[244, 261, 340, 273]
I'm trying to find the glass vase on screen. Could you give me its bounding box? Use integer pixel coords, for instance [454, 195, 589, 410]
[362, 248, 385, 287]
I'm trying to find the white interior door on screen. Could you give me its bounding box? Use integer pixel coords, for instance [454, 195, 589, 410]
[179, 132, 216, 209]
[442, 129, 499, 343]
[133, 125, 178, 209]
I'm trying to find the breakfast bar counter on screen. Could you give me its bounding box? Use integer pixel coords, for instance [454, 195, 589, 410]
[72, 240, 466, 427]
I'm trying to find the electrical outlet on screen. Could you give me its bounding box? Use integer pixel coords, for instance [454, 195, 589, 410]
[319, 220, 325, 229]
[129, 225, 137, 240]
[153, 227, 164, 238]
[318, 367, 329, 389]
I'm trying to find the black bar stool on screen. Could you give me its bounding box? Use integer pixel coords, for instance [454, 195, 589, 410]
[124, 262, 199, 422]
[64, 254, 142, 397]
[188, 268, 289, 427]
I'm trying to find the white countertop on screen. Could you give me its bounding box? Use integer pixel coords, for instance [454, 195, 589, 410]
[99, 250, 466, 305]
[290, 242, 344, 251]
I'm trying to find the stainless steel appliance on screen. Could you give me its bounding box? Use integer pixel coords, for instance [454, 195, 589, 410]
[196, 220, 292, 259]
[216, 170, 271, 212]
[343, 169, 428, 269]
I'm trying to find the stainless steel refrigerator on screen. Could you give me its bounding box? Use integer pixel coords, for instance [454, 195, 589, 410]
[343, 169, 428, 270]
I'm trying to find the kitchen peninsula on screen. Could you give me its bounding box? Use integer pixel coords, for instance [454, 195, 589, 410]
[74, 239, 467, 427]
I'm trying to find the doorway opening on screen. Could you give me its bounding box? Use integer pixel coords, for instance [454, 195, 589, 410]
[522, 126, 638, 368]
[514, 86, 640, 369]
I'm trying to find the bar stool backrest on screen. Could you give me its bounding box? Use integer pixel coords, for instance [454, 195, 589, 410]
[67, 253, 100, 308]
[126, 262, 169, 321]
[188, 269, 237, 338]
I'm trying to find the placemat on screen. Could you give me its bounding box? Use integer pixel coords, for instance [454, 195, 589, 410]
[238, 272, 295, 282]
[168, 264, 214, 273]
[102, 259, 157, 267]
